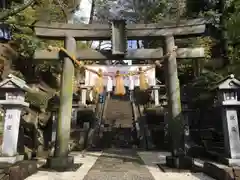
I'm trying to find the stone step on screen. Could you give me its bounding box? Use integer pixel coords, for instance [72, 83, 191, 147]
[208, 147, 225, 154]
[101, 128, 133, 148]
[105, 97, 133, 127]
[101, 95, 135, 147]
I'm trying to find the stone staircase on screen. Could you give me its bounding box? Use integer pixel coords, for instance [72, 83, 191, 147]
[200, 129, 225, 154]
[101, 93, 134, 148]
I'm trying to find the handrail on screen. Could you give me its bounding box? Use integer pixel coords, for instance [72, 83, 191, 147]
[156, 79, 162, 84]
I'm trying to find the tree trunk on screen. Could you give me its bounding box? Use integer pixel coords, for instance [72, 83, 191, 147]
[219, 0, 229, 68]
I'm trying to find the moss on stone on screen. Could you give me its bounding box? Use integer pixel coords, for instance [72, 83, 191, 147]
[25, 90, 55, 111]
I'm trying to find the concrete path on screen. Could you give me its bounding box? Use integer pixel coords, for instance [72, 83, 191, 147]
[83, 148, 154, 180]
[138, 151, 215, 180]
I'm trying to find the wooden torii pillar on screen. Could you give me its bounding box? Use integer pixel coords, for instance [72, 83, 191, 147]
[34, 18, 206, 169]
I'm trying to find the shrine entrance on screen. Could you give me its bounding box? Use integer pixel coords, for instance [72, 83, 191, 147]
[34, 18, 205, 169]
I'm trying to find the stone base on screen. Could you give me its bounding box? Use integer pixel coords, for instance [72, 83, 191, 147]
[46, 156, 74, 171]
[203, 162, 234, 180]
[220, 157, 240, 166]
[0, 155, 24, 164]
[166, 156, 193, 169]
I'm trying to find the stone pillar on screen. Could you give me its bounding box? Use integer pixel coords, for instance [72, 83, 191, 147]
[47, 36, 76, 169]
[164, 36, 192, 168]
[221, 107, 240, 165]
[2, 108, 21, 157]
[165, 36, 182, 154]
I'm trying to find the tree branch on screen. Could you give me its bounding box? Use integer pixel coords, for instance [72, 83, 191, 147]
[0, 0, 36, 21]
[54, 0, 68, 23]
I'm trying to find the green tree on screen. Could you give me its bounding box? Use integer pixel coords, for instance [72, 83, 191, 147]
[0, 0, 89, 86]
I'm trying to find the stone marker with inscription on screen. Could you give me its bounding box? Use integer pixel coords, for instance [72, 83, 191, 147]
[214, 74, 240, 166]
[0, 74, 29, 163]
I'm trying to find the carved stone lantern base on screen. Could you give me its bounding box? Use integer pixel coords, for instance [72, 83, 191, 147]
[0, 155, 24, 164]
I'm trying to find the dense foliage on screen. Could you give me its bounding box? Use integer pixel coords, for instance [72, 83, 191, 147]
[0, 0, 88, 84]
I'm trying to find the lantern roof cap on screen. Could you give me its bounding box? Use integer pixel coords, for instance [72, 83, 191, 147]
[0, 74, 30, 91]
[211, 74, 240, 90]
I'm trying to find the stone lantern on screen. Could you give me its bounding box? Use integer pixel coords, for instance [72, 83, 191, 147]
[0, 74, 29, 163]
[213, 74, 240, 165]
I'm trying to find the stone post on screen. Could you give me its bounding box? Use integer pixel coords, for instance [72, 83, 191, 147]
[102, 76, 112, 120]
[152, 85, 159, 106]
[81, 88, 87, 105]
[129, 76, 140, 139]
[51, 111, 57, 144]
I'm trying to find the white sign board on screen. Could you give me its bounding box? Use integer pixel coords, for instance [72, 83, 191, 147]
[85, 65, 156, 87]
[2, 108, 21, 156]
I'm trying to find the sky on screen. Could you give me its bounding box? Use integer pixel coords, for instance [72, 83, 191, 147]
[128, 40, 137, 49]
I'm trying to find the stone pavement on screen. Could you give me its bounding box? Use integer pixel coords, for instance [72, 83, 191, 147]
[25, 151, 102, 180]
[83, 148, 154, 180]
[25, 149, 215, 180]
[138, 151, 215, 180]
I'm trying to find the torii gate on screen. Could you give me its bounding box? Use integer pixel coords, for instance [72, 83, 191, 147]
[34, 19, 205, 169]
